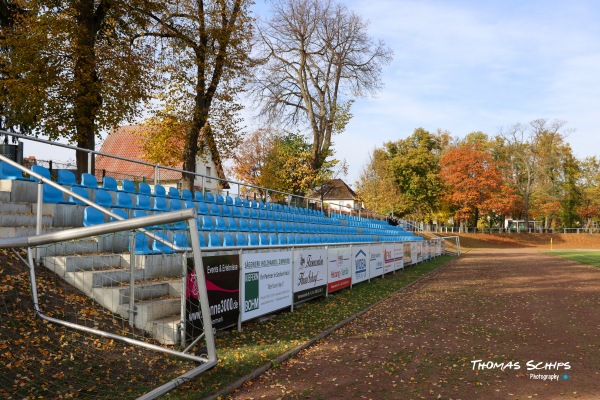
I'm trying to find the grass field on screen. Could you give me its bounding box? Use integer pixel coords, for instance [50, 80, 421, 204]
[543, 249, 600, 267]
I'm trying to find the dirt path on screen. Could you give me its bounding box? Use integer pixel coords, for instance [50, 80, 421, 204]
[229, 249, 600, 400]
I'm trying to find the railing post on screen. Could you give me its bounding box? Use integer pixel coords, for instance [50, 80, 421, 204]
[87, 152, 92, 174]
[154, 165, 159, 186]
[129, 232, 137, 328]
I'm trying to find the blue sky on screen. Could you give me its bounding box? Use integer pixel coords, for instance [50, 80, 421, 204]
[24, 0, 600, 188]
[247, 0, 600, 186]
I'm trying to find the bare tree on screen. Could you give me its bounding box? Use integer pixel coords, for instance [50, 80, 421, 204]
[252, 0, 392, 171]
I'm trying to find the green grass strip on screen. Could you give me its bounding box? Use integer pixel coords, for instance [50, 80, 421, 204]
[167, 255, 454, 399]
[542, 250, 600, 267]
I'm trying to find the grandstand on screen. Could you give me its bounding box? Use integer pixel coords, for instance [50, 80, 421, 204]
[0, 132, 439, 398]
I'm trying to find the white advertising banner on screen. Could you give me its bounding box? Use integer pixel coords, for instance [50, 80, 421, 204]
[369, 244, 384, 278]
[352, 245, 370, 284]
[411, 242, 419, 265]
[435, 240, 441, 256]
[403, 243, 412, 267]
[293, 248, 328, 303]
[384, 243, 403, 273]
[327, 247, 352, 293]
[241, 251, 293, 322]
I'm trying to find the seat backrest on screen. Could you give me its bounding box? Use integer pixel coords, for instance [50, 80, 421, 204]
[238, 219, 249, 231]
[204, 192, 215, 203]
[153, 196, 168, 212]
[181, 189, 193, 201]
[80, 173, 98, 189]
[223, 233, 235, 246]
[95, 189, 113, 207]
[136, 194, 150, 210]
[259, 233, 269, 246]
[208, 233, 221, 247]
[116, 192, 133, 208]
[248, 233, 259, 246]
[42, 184, 65, 204]
[102, 175, 118, 191]
[170, 199, 182, 211]
[194, 191, 204, 202]
[110, 208, 128, 222]
[31, 165, 51, 180]
[268, 233, 278, 245]
[215, 216, 227, 230]
[225, 195, 233, 206]
[196, 201, 208, 215]
[137, 181, 151, 195]
[215, 194, 224, 205]
[152, 232, 175, 254]
[227, 218, 238, 231]
[83, 206, 105, 226]
[201, 215, 215, 230]
[208, 203, 220, 215]
[173, 232, 190, 249]
[235, 233, 247, 246]
[69, 186, 89, 204]
[168, 187, 180, 199]
[154, 184, 166, 197]
[0, 161, 24, 180]
[57, 169, 77, 186]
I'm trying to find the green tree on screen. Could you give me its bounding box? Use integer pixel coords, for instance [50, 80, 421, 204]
[355, 147, 402, 217]
[134, 0, 254, 189]
[253, 0, 392, 172]
[1, 0, 155, 174]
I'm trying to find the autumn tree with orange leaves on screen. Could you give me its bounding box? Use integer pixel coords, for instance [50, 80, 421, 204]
[440, 143, 518, 232]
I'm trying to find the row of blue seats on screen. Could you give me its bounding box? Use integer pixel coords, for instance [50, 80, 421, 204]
[83, 206, 361, 235]
[130, 230, 377, 254]
[28, 164, 325, 215]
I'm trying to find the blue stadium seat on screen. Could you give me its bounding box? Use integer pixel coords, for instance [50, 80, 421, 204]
[286, 234, 295, 244]
[152, 197, 168, 212]
[215, 216, 227, 231]
[168, 187, 180, 199]
[196, 201, 209, 215]
[248, 233, 259, 246]
[259, 209, 267, 219]
[208, 233, 221, 247]
[57, 170, 77, 186]
[201, 215, 214, 231]
[225, 195, 233, 206]
[80, 173, 98, 189]
[115, 192, 133, 209]
[197, 233, 207, 248]
[234, 197, 243, 207]
[136, 194, 151, 210]
[83, 206, 105, 226]
[123, 180, 137, 193]
[208, 203, 220, 215]
[95, 189, 113, 208]
[275, 221, 284, 232]
[152, 232, 176, 254]
[31, 165, 51, 180]
[154, 184, 167, 197]
[226, 218, 238, 231]
[277, 233, 288, 245]
[183, 200, 196, 211]
[259, 233, 269, 246]
[215, 194, 224, 205]
[68, 186, 89, 204]
[42, 184, 66, 204]
[223, 233, 235, 246]
[174, 232, 191, 250]
[267, 221, 276, 232]
[242, 198, 250, 208]
[181, 189, 193, 201]
[249, 219, 259, 232]
[102, 175, 119, 192]
[238, 219, 249, 232]
[235, 233, 247, 246]
[130, 232, 158, 255]
[137, 181, 151, 195]
[170, 199, 182, 211]
[204, 192, 214, 203]
[221, 205, 232, 217]
[194, 191, 204, 203]
[258, 220, 268, 232]
[268, 233, 278, 245]
[250, 209, 259, 219]
[110, 208, 128, 222]
[241, 207, 250, 218]
[232, 206, 241, 218]
[0, 161, 31, 180]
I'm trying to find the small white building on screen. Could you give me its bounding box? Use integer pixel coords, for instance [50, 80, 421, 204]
[311, 179, 361, 214]
[95, 125, 227, 191]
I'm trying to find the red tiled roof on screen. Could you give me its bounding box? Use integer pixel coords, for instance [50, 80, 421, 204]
[96, 126, 182, 181]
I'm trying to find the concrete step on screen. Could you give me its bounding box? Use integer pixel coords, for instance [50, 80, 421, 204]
[44, 254, 127, 273]
[37, 239, 101, 258]
[0, 226, 70, 238]
[0, 202, 33, 213]
[0, 191, 9, 202]
[0, 213, 53, 227]
[149, 315, 181, 345]
[130, 296, 181, 330]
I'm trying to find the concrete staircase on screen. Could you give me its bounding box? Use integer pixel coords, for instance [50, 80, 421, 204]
[1, 179, 187, 345]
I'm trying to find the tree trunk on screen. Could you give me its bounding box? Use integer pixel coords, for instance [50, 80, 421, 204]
[73, 0, 105, 177]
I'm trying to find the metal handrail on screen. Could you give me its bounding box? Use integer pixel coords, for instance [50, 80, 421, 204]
[0, 154, 181, 251]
